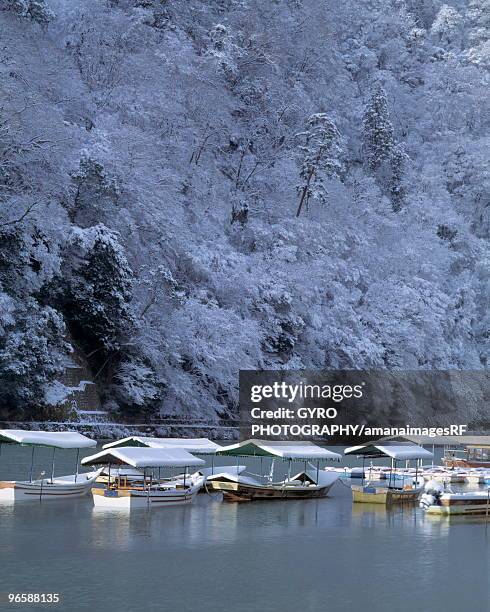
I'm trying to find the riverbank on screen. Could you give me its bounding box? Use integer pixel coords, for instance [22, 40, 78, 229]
[0, 420, 239, 441]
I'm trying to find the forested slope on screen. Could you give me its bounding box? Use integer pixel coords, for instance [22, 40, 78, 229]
[0, 0, 487, 422]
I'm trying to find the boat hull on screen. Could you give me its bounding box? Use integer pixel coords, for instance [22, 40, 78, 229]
[0, 472, 99, 502]
[208, 480, 336, 502]
[351, 484, 422, 505]
[92, 479, 203, 509]
[425, 493, 490, 516]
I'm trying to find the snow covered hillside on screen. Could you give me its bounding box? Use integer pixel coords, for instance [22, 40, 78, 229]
[0, 0, 487, 422]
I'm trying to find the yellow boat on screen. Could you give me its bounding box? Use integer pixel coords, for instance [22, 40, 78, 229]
[345, 441, 433, 505]
[351, 483, 422, 505]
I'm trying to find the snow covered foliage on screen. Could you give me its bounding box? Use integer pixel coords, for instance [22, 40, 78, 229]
[1, 0, 54, 26]
[362, 83, 395, 172]
[296, 114, 343, 217]
[0, 0, 487, 421]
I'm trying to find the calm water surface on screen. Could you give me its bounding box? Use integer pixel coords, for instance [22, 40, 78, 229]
[0, 445, 489, 612]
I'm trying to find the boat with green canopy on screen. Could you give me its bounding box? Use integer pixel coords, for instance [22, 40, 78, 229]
[344, 441, 433, 505]
[0, 429, 99, 502]
[207, 439, 341, 502]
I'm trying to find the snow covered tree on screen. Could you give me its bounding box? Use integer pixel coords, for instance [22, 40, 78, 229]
[389, 144, 409, 211]
[70, 156, 120, 228]
[56, 224, 134, 360]
[430, 4, 463, 47]
[1, 0, 55, 26]
[295, 113, 343, 217]
[0, 300, 66, 419]
[112, 357, 164, 417]
[465, 0, 490, 69]
[362, 83, 394, 172]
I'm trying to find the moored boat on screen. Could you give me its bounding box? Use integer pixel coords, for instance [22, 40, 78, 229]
[345, 441, 433, 505]
[206, 439, 341, 502]
[0, 430, 98, 502]
[442, 443, 490, 469]
[420, 481, 490, 516]
[81, 447, 206, 509]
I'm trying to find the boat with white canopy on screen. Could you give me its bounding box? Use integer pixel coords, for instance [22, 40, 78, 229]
[98, 437, 236, 485]
[207, 439, 341, 501]
[344, 442, 433, 504]
[81, 447, 206, 509]
[0, 429, 99, 501]
[102, 436, 221, 454]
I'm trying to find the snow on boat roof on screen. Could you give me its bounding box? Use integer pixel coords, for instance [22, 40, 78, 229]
[344, 443, 433, 460]
[216, 439, 342, 461]
[0, 429, 96, 449]
[102, 437, 220, 454]
[81, 447, 206, 468]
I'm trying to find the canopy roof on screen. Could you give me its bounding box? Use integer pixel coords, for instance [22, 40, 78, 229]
[0, 429, 96, 449]
[102, 436, 220, 454]
[344, 442, 433, 460]
[216, 439, 341, 461]
[81, 447, 205, 468]
[379, 434, 490, 447]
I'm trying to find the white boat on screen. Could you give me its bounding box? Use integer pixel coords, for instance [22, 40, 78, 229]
[420, 481, 490, 516]
[344, 442, 433, 505]
[0, 429, 98, 502]
[81, 447, 206, 509]
[206, 439, 341, 501]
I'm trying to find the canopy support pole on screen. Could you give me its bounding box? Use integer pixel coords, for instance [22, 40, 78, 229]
[304, 460, 307, 487]
[211, 454, 214, 476]
[107, 462, 111, 490]
[29, 446, 35, 483]
[75, 448, 80, 483]
[361, 456, 365, 486]
[145, 469, 150, 508]
[316, 460, 319, 486]
[50, 448, 56, 484]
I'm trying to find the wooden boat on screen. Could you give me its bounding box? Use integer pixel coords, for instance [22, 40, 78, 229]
[207, 469, 339, 501]
[344, 441, 433, 505]
[82, 446, 206, 509]
[351, 481, 424, 505]
[0, 429, 98, 502]
[443, 444, 490, 469]
[421, 483, 490, 516]
[206, 439, 341, 502]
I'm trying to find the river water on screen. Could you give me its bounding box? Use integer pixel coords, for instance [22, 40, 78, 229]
[0, 445, 489, 612]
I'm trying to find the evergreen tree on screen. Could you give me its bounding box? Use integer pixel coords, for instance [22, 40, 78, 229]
[362, 83, 394, 172]
[60, 224, 134, 357]
[0, 300, 66, 419]
[389, 144, 409, 211]
[295, 113, 343, 217]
